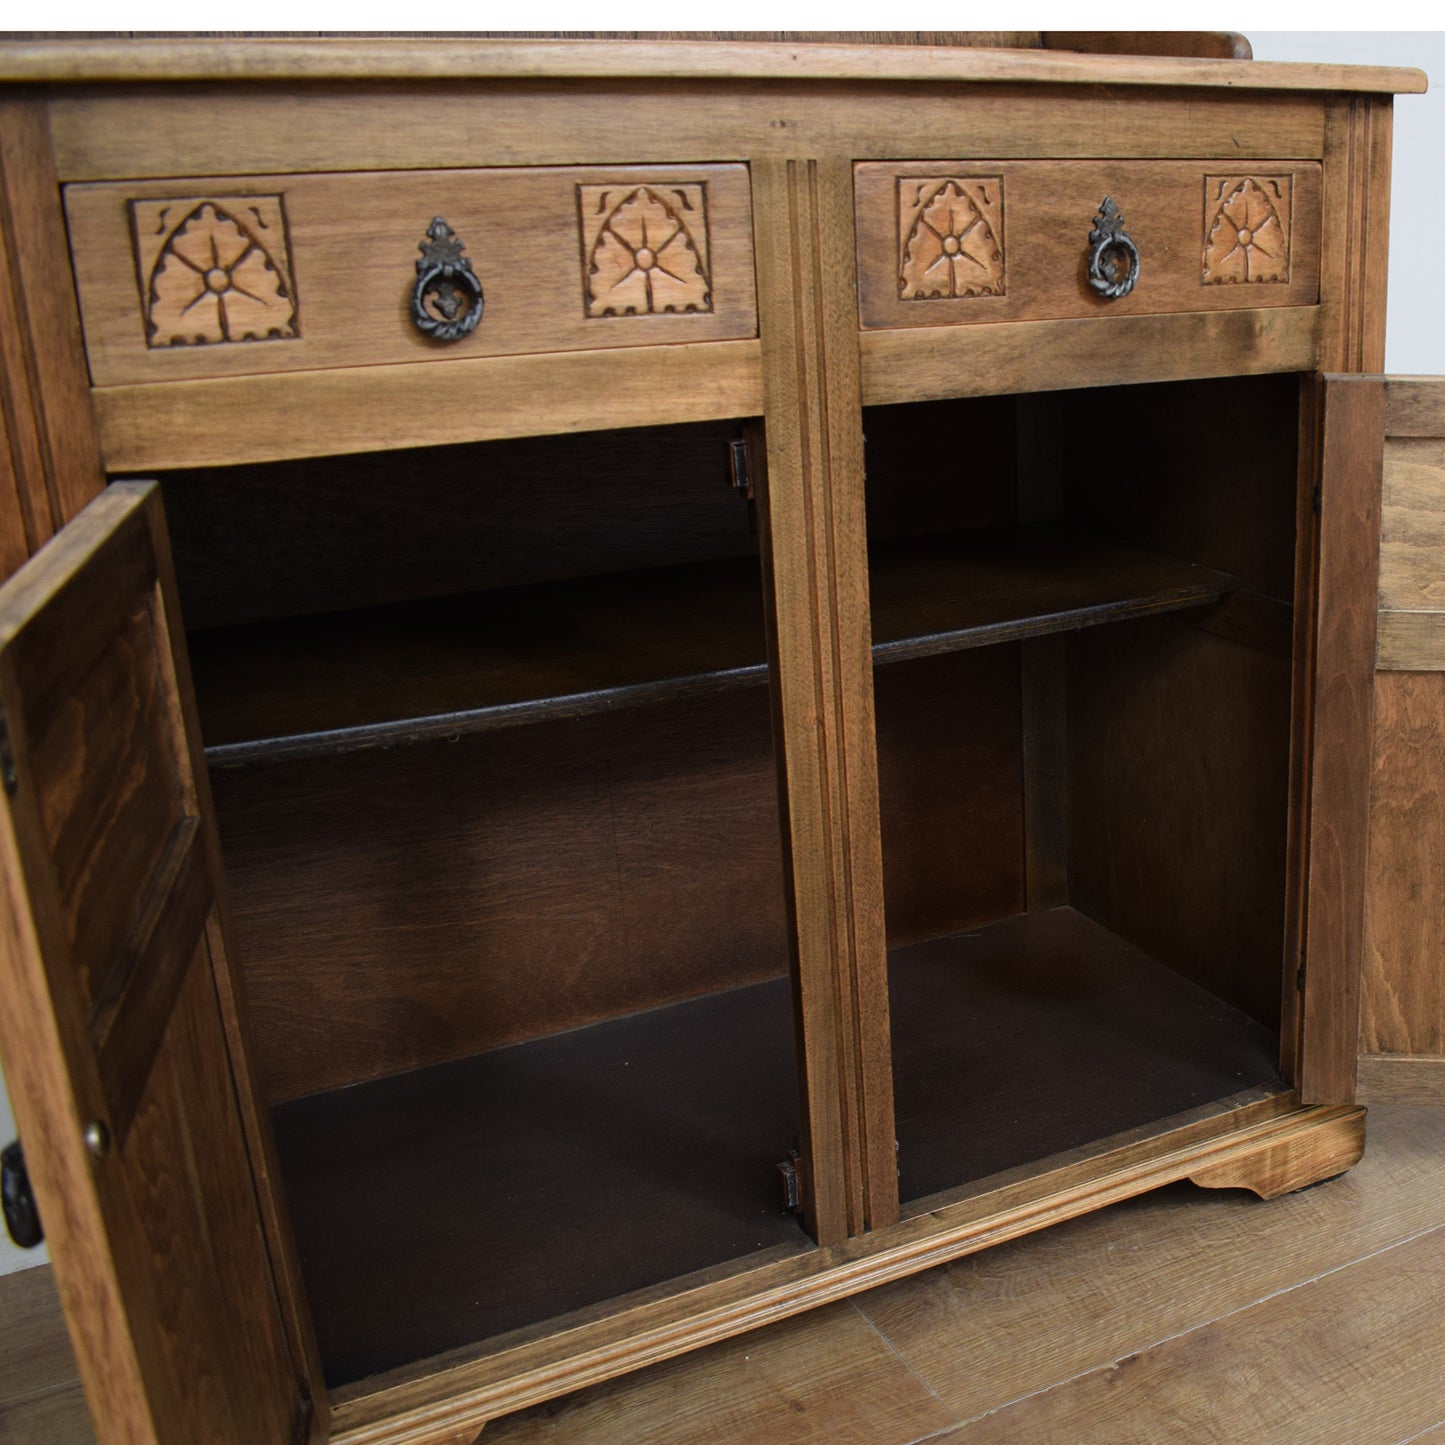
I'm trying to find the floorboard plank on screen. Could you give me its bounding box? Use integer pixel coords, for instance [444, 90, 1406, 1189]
[484, 1301, 956, 1444]
[0, 1383, 95, 1443]
[855, 1104, 1445, 1424]
[0, 1267, 82, 1404]
[936, 1223, 1445, 1444]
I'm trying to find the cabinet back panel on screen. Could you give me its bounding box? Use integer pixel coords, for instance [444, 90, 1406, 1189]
[1067, 614, 1290, 1028]
[1059, 373, 1300, 605]
[211, 686, 790, 1104]
[157, 419, 758, 630]
[876, 648, 1026, 948]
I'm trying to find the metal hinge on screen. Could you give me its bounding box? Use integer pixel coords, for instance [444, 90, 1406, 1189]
[777, 1148, 802, 1213]
[727, 436, 755, 502]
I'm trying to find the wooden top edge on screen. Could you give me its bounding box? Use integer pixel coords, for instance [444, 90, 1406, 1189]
[0, 38, 1427, 93]
[1386, 377, 1445, 438]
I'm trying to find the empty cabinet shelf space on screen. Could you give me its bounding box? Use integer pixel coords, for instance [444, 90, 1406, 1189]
[0, 35, 1430, 1445]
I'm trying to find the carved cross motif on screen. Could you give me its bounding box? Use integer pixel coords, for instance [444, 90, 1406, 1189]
[1202, 176, 1293, 285]
[130, 194, 298, 347]
[898, 177, 1005, 300]
[578, 184, 712, 317]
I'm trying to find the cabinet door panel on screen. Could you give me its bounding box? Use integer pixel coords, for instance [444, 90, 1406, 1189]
[0, 482, 316, 1444]
[1361, 378, 1445, 1104]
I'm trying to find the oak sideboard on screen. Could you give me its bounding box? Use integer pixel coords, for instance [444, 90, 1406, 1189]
[0, 34, 1440, 1445]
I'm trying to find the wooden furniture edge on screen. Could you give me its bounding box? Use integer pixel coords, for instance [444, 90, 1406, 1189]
[92, 341, 764, 471]
[327, 1096, 1357, 1445]
[0, 38, 1425, 92]
[859, 308, 1320, 408]
[1357, 1055, 1445, 1105]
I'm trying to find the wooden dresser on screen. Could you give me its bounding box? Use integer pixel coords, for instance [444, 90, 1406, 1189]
[0, 36, 1438, 1445]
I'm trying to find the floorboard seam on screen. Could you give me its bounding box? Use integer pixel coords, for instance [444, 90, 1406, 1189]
[845, 1297, 962, 1438]
[1394, 1419, 1445, 1445]
[945, 1217, 1445, 1430]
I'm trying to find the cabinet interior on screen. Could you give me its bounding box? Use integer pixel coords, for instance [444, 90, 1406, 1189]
[147, 372, 1300, 1392]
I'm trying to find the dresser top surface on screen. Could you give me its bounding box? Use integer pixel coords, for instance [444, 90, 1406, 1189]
[0, 36, 1426, 94]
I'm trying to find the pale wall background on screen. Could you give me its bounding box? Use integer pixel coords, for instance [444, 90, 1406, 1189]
[1, 30, 1443, 1276]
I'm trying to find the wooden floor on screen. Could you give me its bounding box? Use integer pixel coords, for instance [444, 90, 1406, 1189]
[6, 1103, 1445, 1443]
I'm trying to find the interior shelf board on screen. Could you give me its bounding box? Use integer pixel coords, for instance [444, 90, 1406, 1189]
[271, 974, 806, 1388]
[889, 906, 1283, 1204]
[194, 527, 1236, 766]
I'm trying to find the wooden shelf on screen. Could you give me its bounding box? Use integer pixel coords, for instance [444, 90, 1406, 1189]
[194, 527, 1236, 765]
[888, 907, 1283, 1204]
[272, 975, 807, 1388]
[271, 903, 1280, 1388]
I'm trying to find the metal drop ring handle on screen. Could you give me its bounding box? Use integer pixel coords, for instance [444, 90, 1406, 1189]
[411, 217, 485, 341]
[1087, 197, 1140, 301]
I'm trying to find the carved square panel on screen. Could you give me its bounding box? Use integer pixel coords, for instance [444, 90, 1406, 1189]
[578, 182, 713, 317]
[1202, 175, 1293, 285]
[130, 194, 298, 347]
[898, 176, 1005, 300]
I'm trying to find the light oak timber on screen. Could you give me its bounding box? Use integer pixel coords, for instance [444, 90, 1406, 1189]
[859, 307, 1319, 407]
[326, 1095, 1356, 1444]
[1387, 376, 1445, 436]
[1297, 376, 1385, 1105]
[935, 1222, 1445, 1444]
[66, 165, 756, 388]
[47, 87, 1332, 185]
[92, 340, 763, 470]
[1377, 613, 1445, 668]
[1317, 97, 1393, 375]
[857, 1102, 1445, 1429]
[1376, 413, 1445, 668]
[1362, 672, 1445, 1069]
[3, 37, 1423, 90]
[750, 155, 895, 1244]
[0, 98, 103, 577]
[856, 160, 1322, 331]
[1358, 1056, 1445, 1106]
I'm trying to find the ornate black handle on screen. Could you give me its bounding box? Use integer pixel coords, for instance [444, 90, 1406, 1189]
[1087, 197, 1140, 300]
[411, 217, 484, 341]
[2, 1142, 43, 1249]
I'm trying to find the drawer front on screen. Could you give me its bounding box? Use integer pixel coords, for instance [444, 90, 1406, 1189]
[855, 160, 1322, 331]
[66, 165, 756, 386]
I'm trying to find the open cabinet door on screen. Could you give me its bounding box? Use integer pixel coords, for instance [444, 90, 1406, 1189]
[1359, 379, 1445, 1105]
[0, 482, 322, 1444]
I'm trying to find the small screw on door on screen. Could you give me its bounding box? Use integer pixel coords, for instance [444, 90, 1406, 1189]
[83, 1121, 112, 1160]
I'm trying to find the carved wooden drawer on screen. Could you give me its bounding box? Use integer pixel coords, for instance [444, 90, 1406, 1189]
[64, 164, 756, 386]
[854, 160, 1322, 331]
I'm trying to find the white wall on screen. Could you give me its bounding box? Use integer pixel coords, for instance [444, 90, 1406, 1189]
[1, 29, 1443, 1278]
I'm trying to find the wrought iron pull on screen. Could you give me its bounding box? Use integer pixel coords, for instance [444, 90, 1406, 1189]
[1087, 197, 1140, 300]
[2, 1142, 43, 1249]
[411, 217, 485, 341]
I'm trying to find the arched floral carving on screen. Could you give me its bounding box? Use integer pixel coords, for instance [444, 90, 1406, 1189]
[1203, 177, 1292, 285]
[131, 195, 298, 347]
[899, 178, 1005, 301]
[580, 184, 712, 317]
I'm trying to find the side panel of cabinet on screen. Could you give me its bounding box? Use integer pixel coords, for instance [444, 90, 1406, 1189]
[1360, 378, 1445, 1103]
[0, 484, 322, 1444]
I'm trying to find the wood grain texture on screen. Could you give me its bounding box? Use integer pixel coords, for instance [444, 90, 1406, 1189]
[1186, 1104, 1363, 1197]
[857, 1102, 1445, 1430]
[0, 98, 103, 579]
[1317, 97, 1393, 375]
[48, 85, 1330, 185]
[8, 37, 1424, 90]
[1386, 376, 1445, 437]
[1358, 1055, 1445, 1106]
[860, 307, 1319, 407]
[0, 1383, 96, 1444]
[93, 339, 762, 470]
[483, 1302, 953, 1445]
[1298, 376, 1385, 1104]
[0, 484, 307, 1444]
[1376, 419, 1445, 668]
[213, 690, 791, 1103]
[67, 165, 756, 387]
[751, 155, 895, 1242]
[856, 160, 1321, 330]
[1362, 672, 1445, 1061]
[933, 1220, 1445, 1444]
[0, 1265, 86, 1403]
